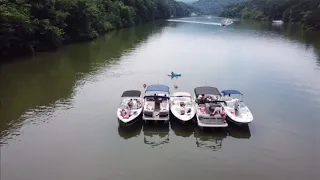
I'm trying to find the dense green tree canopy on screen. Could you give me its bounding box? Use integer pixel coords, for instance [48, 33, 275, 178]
[191, 0, 247, 15]
[0, 0, 200, 60]
[220, 0, 320, 31]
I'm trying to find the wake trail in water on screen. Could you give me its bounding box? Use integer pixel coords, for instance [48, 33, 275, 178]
[167, 19, 222, 26]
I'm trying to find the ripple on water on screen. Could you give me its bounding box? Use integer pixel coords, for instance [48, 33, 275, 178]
[0, 98, 73, 145]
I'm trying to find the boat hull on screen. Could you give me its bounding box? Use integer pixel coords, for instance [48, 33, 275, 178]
[221, 105, 253, 125]
[168, 74, 181, 77]
[225, 110, 253, 125]
[196, 114, 228, 128]
[142, 115, 170, 122]
[117, 108, 143, 126]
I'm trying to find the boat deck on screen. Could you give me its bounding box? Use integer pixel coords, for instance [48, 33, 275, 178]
[197, 115, 228, 128]
[143, 110, 170, 121]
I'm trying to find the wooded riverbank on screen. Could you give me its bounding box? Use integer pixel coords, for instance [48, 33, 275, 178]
[220, 0, 320, 31]
[0, 0, 200, 61]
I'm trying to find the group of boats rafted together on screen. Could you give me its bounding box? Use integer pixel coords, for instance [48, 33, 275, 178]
[117, 84, 253, 128]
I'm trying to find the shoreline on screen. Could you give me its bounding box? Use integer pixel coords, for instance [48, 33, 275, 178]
[0, 19, 175, 63]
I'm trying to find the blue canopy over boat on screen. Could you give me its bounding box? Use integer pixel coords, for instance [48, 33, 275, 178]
[221, 90, 243, 95]
[146, 84, 170, 93]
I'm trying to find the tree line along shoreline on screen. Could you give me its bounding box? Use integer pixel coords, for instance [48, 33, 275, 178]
[0, 0, 201, 61]
[2, 0, 319, 62]
[219, 0, 320, 31]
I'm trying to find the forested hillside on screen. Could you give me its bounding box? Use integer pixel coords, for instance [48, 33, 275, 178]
[220, 0, 320, 30]
[191, 0, 247, 15]
[0, 0, 199, 60]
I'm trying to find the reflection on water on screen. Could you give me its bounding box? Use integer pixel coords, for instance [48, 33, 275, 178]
[170, 119, 194, 137]
[143, 123, 170, 148]
[117, 119, 252, 150]
[194, 127, 227, 151]
[0, 22, 167, 145]
[117, 120, 143, 140]
[227, 123, 251, 139]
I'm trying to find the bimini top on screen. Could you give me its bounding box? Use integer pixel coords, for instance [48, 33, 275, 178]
[121, 90, 141, 97]
[146, 84, 170, 93]
[194, 86, 221, 96]
[221, 90, 242, 96]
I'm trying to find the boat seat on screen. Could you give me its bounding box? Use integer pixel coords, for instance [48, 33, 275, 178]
[146, 101, 155, 110]
[144, 111, 153, 117]
[159, 111, 168, 117]
[160, 101, 168, 110]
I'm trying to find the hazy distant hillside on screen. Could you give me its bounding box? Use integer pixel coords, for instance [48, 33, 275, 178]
[191, 0, 248, 15]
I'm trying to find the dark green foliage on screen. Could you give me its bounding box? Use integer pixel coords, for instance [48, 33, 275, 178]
[0, 0, 199, 60]
[220, 0, 320, 31]
[191, 0, 247, 15]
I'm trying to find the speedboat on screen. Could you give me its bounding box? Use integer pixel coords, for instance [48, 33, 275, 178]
[170, 92, 196, 122]
[220, 90, 253, 125]
[221, 18, 233, 26]
[142, 84, 170, 123]
[194, 86, 228, 128]
[117, 90, 144, 126]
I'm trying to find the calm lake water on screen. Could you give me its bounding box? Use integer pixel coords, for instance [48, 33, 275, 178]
[1, 16, 320, 180]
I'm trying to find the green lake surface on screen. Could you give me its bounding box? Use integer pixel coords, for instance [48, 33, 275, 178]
[1, 16, 319, 180]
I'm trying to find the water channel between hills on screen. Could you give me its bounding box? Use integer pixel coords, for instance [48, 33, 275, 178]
[1, 16, 320, 180]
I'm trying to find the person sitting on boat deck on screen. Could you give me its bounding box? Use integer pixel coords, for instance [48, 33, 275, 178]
[211, 106, 223, 117]
[171, 71, 175, 75]
[197, 94, 206, 103]
[197, 94, 202, 103]
[196, 94, 202, 103]
[128, 99, 133, 109]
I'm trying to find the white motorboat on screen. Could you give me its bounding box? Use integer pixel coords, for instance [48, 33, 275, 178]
[220, 90, 253, 125]
[142, 84, 170, 123]
[221, 18, 233, 26]
[117, 90, 144, 126]
[170, 92, 196, 122]
[194, 86, 228, 128]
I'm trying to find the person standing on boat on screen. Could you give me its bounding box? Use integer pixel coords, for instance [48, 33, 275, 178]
[234, 100, 240, 114]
